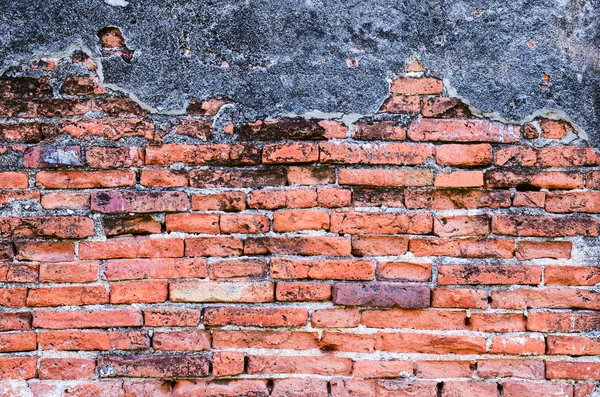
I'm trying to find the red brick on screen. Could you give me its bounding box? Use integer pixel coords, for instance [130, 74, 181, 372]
[515, 241, 572, 260]
[361, 309, 467, 330]
[185, 237, 244, 257]
[330, 211, 432, 234]
[320, 142, 433, 165]
[39, 262, 97, 284]
[141, 169, 188, 187]
[86, 146, 144, 168]
[441, 381, 499, 397]
[262, 142, 319, 164]
[59, 381, 126, 397]
[212, 330, 318, 350]
[378, 381, 440, 397]
[220, 213, 270, 234]
[495, 146, 600, 167]
[0, 189, 39, 207]
[320, 332, 375, 352]
[38, 358, 95, 380]
[0, 77, 52, 98]
[0, 216, 94, 238]
[248, 188, 317, 209]
[102, 215, 162, 236]
[144, 308, 201, 327]
[503, 381, 573, 397]
[209, 258, 266, 279]
[317, 187, 351, 207]
[408, 119, 520, 142]
[0, 123, 53, 143]
[0, 332, 36, 352]
[0, 312, 32, 331]
[273, 209, 329, 232]
[513, 191, 545, 208]
[37, 330, 149, 351]
[152, 330, 211, 351]
[170, 281, 274, 303]
[110, 280, 168, 303]
[485, 170, 584, 189]
[247, 355, 352, 375]
[493, 214, 598, 236]
[377, 262, 432, 282]
[191, 192, 246, 211]
[575, 383, 597, 397]
[438, 265, 541, 285]
[545, 266, 600, 285]
[546, 192, 600, 213]
[539, 118, 573, 139]
[587, 170, 600, 189]
[93, 97, 148, 116]
[0, 171, 27, 188]
[311, 308, 360, 328]
[339, 168, 433, 186]
[213, 352, 244, 377]
[244, 236, 351, 256]
[41, 192, 90, 209]
[433, 215, 490, 237]
[469, 313, 526, 332]
[378, 95, 422, 113]
[175, 119, 212, 140]
[59, 118, 155, 141]
[492, 288, 600, 310]
[276, 282, 331, 301]
[352, 121, 406, 140]
[36, 170, 135, 188]
[61, 75, 106, 95]
[0, 288, 27, 307]
[351, 235, 409, 256]
[376, 332, 486, 354]
[0, 263, 38, 282]
[271, 258, 374, 280]
[391, 77, 443, 94]
[353, 360, 412, 379]
[546, 362, 600, 380]
[333, 282, 430, 308]
[0, 357, 37, 380]
[436, 144, 492, 167]
[405, 189, 511, 209]
[237, 119, 344, 140]
[37, 98, 92, 117]
[33, 309, 142, 329]
[351, 187, 404, 207]
[79, 237, 184, 259]
[165, 213, 220, 233]
[410, 238, 514, 258]
[204, 307, 307, 327]
[191, 168, 286, 188]
[15, 241, 74, 262]
[287, 166, 336, 185]
[145, 143, 260, 166]
[187, 97, 231, 116]
[415, 361, 474, 378]
[547, 335, 600, 356]
[270, 379, 327, 397]
[435, 171, 484, 187]
[421, 97, 471, 118]
[0, 241, 14, 262]
[98, 355, 209, 378]
[91, 190, 190, 213]
[488, 334, 546, 355]
[27, 285, 108, 307]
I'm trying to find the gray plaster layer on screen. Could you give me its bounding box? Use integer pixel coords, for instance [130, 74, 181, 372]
[1, 0, 599, 146]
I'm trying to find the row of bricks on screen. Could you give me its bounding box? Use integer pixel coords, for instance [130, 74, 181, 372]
[3, 141, 600, 169]
[0, 235, 582, 261]
[3, 257, 598, 286]
[4, 307, 600, 333]
[0, 378, 597, 397]
[0, 116, 575, 144]
[1, 212, 598, 238]
[1, 353, 600, 382]
[3, 168, 600, 192]
[2, 280, 600, 309]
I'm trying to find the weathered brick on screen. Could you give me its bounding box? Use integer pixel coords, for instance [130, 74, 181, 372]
[0, 312, 32, 331]
[276, 282, 332, 301]
[546, 362, 600, 381]
[191, 168, 287, 188]
[339, 168, 434, 186]
[408, 119, 520, 142]
[410, 238, 514, 258]
[247, 355, 352, 375]
[271, 258, 374, 280]
[493, 214, 598, 236]
[209, 258, 266, 279]
[86, 146, 144, 168]
[320, 142, 433, 165]
[485, 170, 584, 189]
[192, 192, 246, 211]
[361, 309, 467, 330]
[185, 237, 244, 257]
[391, 77, 443, 95]
[0, 357, 37, 380]
[152, 330, 211, 351]
[320, 331, 375, 352]
[311, 308, 360, 328]
[469, 313, 526, 332]
[41, 192, 90, 209]
[0, 332, 36, 352]
[415, 361, 474, 378]
[98, 355, 209, 378]
[546, 192, 600, 213]
[144, 308, 201, 327]
[352, 121, 406, 140]
[263, 142, 319, 164]
[433, 215, 490, 237]
[376, 332, 486, 354]
[352, 187, 404, 207]
[27, 285, 108, 307]
[91, 190, 190, 213]
[333, 283, 430, 308]
[515, 241, 572, 260]
[0, 123, 53, 143]
[488, 334, 546, 355]
[0, 77, 52, 99]
[165, 213, 220, 233]
[80, 237, 184, 259]
[438, 265, 541, 285]
[220, 213, 270, 234]
[547, 335, 600, 356]
[170, 281, 274, 303]
[351, 235, 409, 256]
[102, 215, 162, 236]
[435, 170, 484, 188]
[59, 118, 155, 141]
[176, 119, 212, 140]
[213, 352, 244, 377]
[212, 330, 318, 349]
[492, 288, 600, 310]
[436, 144, 492, 167]
[38, 358, 95, 380]
[421, 97, 471, 118]
[353, 360, 412, 379]
[330, 211, 432, 234]
[513, 191, 545, 208]
[545, 265, 600, 285]
[0, 216, 94, 239]
[405, 189, 511, 209]
[110, 280, 168, 303]
[36, 170, 136, 188]
[15, 241, 74, 262]
[141, 169, 188, 187]
[244, 236, 351, 256]
[503, 381, 573, 397]
[0, 172, 28, 189]
[287, 166, 336, 185]
[273, 209, 329, 232]
[33, 309, 143, 329]
[237, 119, 340, 140]
[146, 143, 260, 166]
[379, 95, 422, 113]
[377, 261, 432, 282]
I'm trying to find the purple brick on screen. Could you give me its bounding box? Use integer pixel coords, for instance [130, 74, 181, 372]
[333, 282, 430, 308]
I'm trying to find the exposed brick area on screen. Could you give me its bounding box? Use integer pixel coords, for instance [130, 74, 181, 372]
[0, 54, 599, 396]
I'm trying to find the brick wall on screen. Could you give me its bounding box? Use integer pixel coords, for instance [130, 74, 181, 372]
[0, 53, 599, 396]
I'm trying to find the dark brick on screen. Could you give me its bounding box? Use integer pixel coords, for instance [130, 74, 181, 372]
[333, 283, 430, 308]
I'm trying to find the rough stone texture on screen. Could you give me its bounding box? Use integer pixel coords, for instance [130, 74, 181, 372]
[2, 0, 600, 147]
